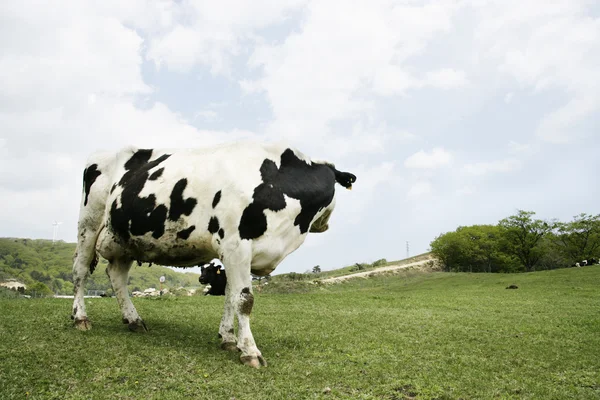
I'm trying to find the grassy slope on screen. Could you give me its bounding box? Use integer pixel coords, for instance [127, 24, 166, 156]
[0, 238, 200, 293]
[1, 267, 599, 399]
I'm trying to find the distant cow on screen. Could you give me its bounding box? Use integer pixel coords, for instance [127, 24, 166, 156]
[71, 142, 356, 368]
[199, 259, 226, 296]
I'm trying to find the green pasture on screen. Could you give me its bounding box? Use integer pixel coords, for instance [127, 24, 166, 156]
[1, 266, 599, 399]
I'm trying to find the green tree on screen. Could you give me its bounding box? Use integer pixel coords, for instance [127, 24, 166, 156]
[430, 229, 470, 272]
[498, 210, 553, 272]
[312, 265, 321, 274]
[26, 282, 54, 297]
[431, 225, 519, 273]
[554, 213, 600, 262]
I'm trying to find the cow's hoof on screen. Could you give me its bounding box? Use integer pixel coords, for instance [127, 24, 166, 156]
[74, 318, 92, 331]
[127, 320, 148, 333]
[240, 355, 267, 369]
[221, 342, 238, 352]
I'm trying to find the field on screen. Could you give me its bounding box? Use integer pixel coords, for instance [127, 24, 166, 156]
[1, 267, 599, 399]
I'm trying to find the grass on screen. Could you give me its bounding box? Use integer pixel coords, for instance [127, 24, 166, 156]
[1, 267, 599, 399]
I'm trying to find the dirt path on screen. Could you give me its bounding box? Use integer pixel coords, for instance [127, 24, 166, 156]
[321, 255, 437, 284]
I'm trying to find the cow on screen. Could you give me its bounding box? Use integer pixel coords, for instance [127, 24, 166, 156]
[71, 142, 356, 368]
[199, 259, 227, 296]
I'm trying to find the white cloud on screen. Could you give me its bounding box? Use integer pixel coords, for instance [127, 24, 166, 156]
[472, 0, 600, 143]
[407, 181, 433, 198]
[404, 148, 453, 169]
[463, 159, 522, 176]
[194, 110, 219, 122]
[456, 185, 476, 196]
[424, 68, 468, 89]
[247, 0, 466, 146]
[145, 0, 307, 75]
[508, 140, 530, 154]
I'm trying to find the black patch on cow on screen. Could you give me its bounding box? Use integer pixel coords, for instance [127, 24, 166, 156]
[110, 183, 117, 194]
[208, 216, 220, 234]
[109, 149, 172, 240]
[238, 149, 338, 239]
[149, 167, 164, 181]
[218, 228, 225, 239]
[177, 225, 196, 240]
[212, 190, 222, 208]
[168, 178, 197, 221]
[89, 253, 98, 274]
[83, 164, 102, 206]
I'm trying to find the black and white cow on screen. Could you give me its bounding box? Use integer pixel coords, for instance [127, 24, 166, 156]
[199, 259, 227, 296]
[71, 142, 356, 368]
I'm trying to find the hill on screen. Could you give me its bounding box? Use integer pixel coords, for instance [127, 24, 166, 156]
[0, 238, 200, 295]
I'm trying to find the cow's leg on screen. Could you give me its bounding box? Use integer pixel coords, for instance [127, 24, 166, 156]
[218, 286, 238, 351]
[105, 258, 147, 332]
[222, 245, 266, 368]
[71, 232, 98, 330]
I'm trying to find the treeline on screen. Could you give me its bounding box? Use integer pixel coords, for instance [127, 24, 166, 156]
[0, 238, 200, 295]
[430, 211, 600, 273]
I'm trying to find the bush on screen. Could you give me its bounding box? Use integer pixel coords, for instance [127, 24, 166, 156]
[276, 272, 310, 281]
[350, 263, 370, 272]
[25, 282, 54, 297]
[0, 287, 22, 299]
[372, 259, 387, 267]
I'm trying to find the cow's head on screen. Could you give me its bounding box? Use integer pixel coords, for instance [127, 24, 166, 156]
[199, 261, 224, 285]
[335, 171, 357, 190]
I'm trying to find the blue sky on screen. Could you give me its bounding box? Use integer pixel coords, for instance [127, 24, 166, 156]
[0, 0, 598, 274]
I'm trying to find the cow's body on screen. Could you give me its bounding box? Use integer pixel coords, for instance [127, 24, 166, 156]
[72, 142, 356, 367]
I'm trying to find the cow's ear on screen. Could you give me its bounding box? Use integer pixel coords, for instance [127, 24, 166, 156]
[217, 269, 221, 275]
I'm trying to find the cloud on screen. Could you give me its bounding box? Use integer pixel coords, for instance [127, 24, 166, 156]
[407, 181, 433, 198]
[508, 140, 530, 154]
[472, 0, 600, 143]
[463, 159, 522, 176]
[404, 148, 453, 169]
[145, 0, 307, 75]
[193, 110, 219, 122]
[456, 185, 476, 196]
[247, 0, 466, 147]
[424, 68, 468, 89]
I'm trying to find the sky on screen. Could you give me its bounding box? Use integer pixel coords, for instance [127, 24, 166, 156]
[1, 0, 599, 275]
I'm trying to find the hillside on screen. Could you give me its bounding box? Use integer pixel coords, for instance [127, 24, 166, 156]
[0, 238, 200, 295]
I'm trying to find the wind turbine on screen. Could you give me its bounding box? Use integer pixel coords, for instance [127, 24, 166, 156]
[52, 221, 63, 244]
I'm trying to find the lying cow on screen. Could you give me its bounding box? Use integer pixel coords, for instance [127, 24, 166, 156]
[199, 259, 226, 296]
[71, 142, 356, 368]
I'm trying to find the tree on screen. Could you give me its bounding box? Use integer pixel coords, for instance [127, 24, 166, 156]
[554, 213, 600, 262]
[498, 210, 553, 272]
[26, 282, 54, 297]
[431, 225, 519, 273]
[431, 230, 464, 272]
[312, 265, 321, 274]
